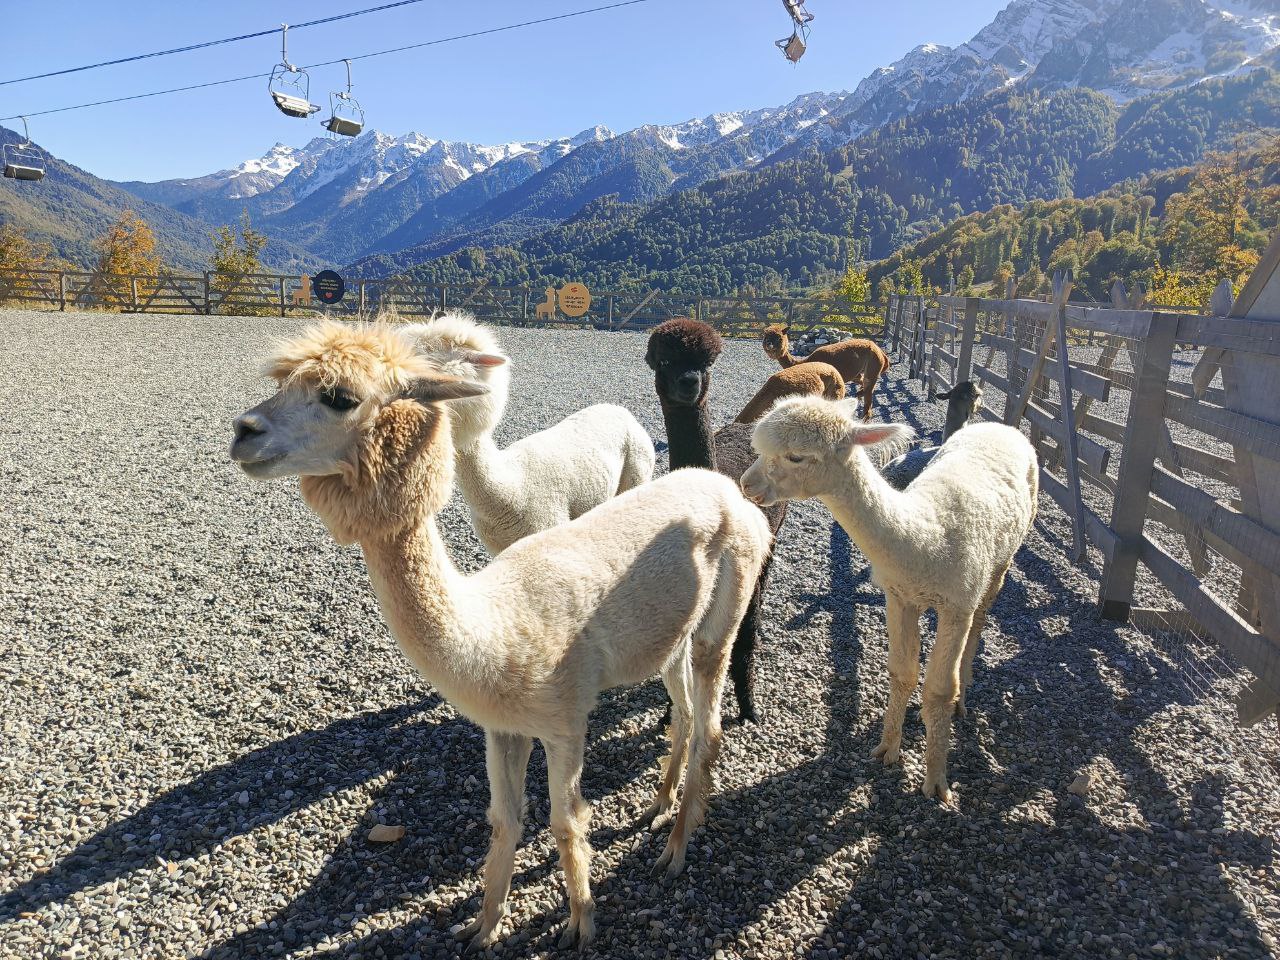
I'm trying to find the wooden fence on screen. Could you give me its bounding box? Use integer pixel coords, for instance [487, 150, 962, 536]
[884, 256, 1280, 732]
[0, 268, 883, 337]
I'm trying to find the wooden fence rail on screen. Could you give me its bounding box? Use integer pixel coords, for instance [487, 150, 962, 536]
[0, 267, 883, 337]
[887, 259, 1280, 733]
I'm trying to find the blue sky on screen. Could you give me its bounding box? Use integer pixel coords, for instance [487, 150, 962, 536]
[2, 0, 1007, 182]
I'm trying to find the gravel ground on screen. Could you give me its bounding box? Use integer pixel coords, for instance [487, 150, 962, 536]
[0, 308, 1277, 960]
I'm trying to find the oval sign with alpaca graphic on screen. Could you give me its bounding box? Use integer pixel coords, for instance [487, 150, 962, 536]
[558, 282, 591, 317]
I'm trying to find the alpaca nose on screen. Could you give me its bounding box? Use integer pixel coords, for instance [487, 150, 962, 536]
[233, 413, 267, 444]
[675, 371, 701, 398]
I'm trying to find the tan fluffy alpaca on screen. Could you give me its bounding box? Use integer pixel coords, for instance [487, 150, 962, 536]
[761, 324, 888, 421]
[229, 322, 770, 951]
[734, 360, 846, 423]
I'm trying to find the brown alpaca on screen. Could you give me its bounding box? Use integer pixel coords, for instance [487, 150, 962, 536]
[734, 361, 846, 423]
[761, 323, 888, 421]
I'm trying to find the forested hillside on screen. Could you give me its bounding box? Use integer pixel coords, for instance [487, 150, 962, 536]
[867, 142, 1279, 304]
[394, 71, 1280, 295]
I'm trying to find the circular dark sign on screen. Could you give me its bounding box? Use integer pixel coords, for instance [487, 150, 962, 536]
[312, 270, 345, 305]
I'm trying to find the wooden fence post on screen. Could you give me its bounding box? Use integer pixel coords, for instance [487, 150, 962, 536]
[957, 297, 978, 383]
[203, 272, 211, 315]
[359, 281, 367, 314]
[1098, 310, 1180, 621]
[882, 297, 893, 350]
[279, 276, 287, 318]
[59, 271, 67, 312]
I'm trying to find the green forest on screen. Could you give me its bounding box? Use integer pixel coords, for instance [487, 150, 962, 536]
[400, 70, 1280, 304]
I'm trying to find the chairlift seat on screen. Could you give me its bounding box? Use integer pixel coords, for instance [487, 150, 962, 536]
[324, 115, 363, 137]
[4, 161, 44, 181]
[779, 32, 807, 62]
[272, 91, 318, 118]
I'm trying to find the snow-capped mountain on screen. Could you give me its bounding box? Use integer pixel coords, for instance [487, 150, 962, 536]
[112, 0, 1280, 272]
[788, 0, 1280, 149]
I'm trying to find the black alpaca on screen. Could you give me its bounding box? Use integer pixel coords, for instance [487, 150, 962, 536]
[646, 318, 786, 724]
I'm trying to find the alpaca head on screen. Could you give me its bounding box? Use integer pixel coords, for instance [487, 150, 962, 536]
[937, 380, 982, 416]
[230, 321, 487, 542]
[646, 318, 723, 407]
[741, 396, 913, 506]
[761, 323, 790, 361]
[398, 313, 510, 448]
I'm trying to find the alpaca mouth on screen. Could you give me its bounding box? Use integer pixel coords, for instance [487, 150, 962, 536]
[233, 452, 285, 478]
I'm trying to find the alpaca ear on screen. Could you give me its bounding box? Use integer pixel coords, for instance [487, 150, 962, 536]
[403, 375, 489, 404]
[462, 351, 508, 368]
[783, 325, 791, 335]
[837, 420, 914, 458]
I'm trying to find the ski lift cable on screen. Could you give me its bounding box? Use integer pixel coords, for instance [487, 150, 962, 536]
[0, 0, 652, 123]
[0, 0, 438, 88]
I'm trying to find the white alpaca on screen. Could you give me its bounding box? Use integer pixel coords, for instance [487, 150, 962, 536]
[229, 322, 770, 950]
[741, 396, 1037, 801]
[399, 314, 656, 554]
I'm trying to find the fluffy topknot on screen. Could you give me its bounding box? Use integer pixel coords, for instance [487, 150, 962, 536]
[646, 318, 723, 370]
[267, 321, 430, 393]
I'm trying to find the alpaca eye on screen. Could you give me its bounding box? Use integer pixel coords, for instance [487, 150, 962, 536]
[320, 388, 359, 412]
[786, 454, 805, 464]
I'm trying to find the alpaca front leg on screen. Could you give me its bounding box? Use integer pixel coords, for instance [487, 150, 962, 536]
[544, 736, 596, 950]
[458, 730, 533, 953]
[920, 608, 973, 802]
[727, 573, 768, 725]
[873, 595, 921, 765]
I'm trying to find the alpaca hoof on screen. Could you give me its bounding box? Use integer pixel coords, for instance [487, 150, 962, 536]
[557, 912, 595, 951]
[921, 774, 953, 804]
[726, 707, 759, 728]
[640, 798, 673, 830]
[652, 842, 686, 879]
[871, 741, 900, 765]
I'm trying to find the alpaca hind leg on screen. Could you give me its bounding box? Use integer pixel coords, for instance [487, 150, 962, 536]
[655, 655, 727, 878]
[544, 735, 596, 950]
[920, 607, 974, 802]
[459, 730, 533, 952]
[861, 370, 881, 421]
[873, 595, 922, 765]
[656, 558, 744, 877]
[644, 652, 692, 826]
[617, 433, 656, 495]
[957, 564, 1009, 717]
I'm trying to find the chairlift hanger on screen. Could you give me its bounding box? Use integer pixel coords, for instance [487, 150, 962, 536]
[3, 116, 46, 181]
[268, 24, 320, 118]
[776, 0, 813, 63]
[323, 59, 365, 137]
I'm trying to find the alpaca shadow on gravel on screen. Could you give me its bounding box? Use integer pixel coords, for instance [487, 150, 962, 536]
[310, 530, 1275, 959]
[802, 525, 1275, 958]
[0, 698, 455, 925]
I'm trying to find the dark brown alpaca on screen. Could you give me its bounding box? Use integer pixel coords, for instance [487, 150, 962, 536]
[646, 318, 785, 724]
[761, 323, 888, 421]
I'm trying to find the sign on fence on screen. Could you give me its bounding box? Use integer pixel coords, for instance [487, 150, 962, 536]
[312, 270, 345, 305]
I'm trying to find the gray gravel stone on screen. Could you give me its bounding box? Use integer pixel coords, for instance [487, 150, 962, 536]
[0, 309, 1276, 960]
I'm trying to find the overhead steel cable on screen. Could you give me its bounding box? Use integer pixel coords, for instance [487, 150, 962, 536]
[0, 0, 651, 123]
[0, 0, 437, 88]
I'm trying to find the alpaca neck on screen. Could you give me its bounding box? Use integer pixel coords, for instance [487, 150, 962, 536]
[941, 403, 971, 442]
[816, 450, 937, 571]
[777, 348, 799, 369]
[453, 433, 519, 523]
[661, 398, 717, 471]
[361, 514, 506, 709]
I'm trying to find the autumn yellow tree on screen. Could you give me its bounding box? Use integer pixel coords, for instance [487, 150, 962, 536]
[0, 225, 55, 273]
[96, 210, 162, 277]
[1158, 149, 1259, 297]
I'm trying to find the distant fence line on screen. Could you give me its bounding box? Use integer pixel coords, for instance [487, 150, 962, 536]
[0, 268, 883, 337]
